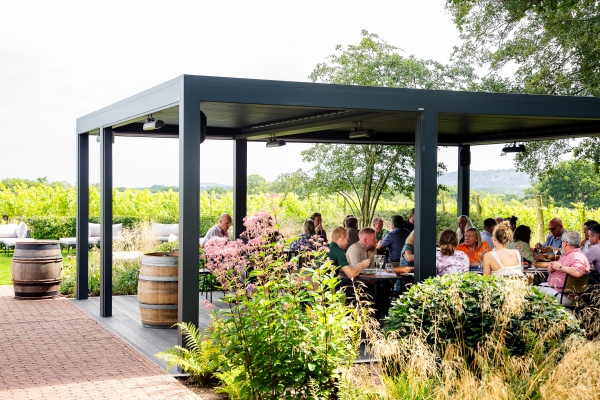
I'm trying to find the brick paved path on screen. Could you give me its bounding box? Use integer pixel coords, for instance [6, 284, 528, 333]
[0, 286, 200, 399]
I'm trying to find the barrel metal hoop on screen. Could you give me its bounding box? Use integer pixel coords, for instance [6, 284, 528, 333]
[138, 275, 178, 282]
[138, 303, 178, 310]
[12, 279, 62, 284]
[14, 291, 59, 297]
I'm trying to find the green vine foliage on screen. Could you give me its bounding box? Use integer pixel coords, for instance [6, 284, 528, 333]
[385, 273, 581, 356]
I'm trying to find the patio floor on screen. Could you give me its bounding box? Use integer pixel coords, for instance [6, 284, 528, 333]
[71, 292, 228, 374]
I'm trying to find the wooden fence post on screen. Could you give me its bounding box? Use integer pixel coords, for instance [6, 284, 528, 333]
[536, 195, 545, 244]
[441, 192, 446, 213]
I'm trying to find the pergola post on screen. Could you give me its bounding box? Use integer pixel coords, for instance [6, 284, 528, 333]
[178, 76, 200, 346]
[100, 127, 113, 317]
[457, 145, 471, 217]
[233, 139, 247, 238]
[76, 133, 89, 300]
[414, 109, 438, 282]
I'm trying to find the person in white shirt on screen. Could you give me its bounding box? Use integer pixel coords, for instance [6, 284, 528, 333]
[480, 218, 497, 249]
[200, 214, 232, 247]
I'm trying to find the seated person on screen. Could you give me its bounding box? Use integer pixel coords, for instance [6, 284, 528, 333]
[310, 212, 327, 243]
[376, 215, 410, 263]
[480, 218, 497, 249]
[345, 216, 360, 250]
[581, 219, 599, 254]
[398, 231, 415, 267]
[200, 214, 232, 247]
[346, 228, 378, 269]
[436, 229, 469, 276]
[403, 208, 415, 232]
[535, 218, 568, 254]
[537, 231, 590, 306]
[506, 225, 535, 263]
[585, 224, 600, 283]
[456, 215, 474, 244]
[456, 227, 491, 267]
[327, 227, 371, 279]
[289, 219, 318, 252]
[372, 217, 389, 241]
[483, 222, 524, 277]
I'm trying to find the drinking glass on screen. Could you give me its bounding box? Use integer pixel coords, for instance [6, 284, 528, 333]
[553, 246, 561, 260]
[376, 255, 385, 270]
[385, 263, 394, 273]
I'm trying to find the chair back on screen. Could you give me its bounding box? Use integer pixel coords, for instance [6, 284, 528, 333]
[563, 273, 590, 295]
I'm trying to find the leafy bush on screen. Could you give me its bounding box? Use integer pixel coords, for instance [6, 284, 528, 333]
[155, 322, 223, 385]
[203, 212, 360, 399]
[385, 273, 581, 356]
[25, 216, 143, 239]
[60, 251, 141, 296]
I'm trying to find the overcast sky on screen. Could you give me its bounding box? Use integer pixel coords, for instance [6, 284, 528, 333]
[0, 0, 524, 187]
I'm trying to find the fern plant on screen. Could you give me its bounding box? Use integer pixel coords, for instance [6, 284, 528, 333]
[155, 321, 222, 384]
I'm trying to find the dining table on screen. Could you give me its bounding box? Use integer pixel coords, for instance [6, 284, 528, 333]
[339, 270, 414, 319]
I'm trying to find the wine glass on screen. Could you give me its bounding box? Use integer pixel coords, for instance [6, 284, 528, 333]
[376, 255, 385, 270]
[553, 246, 561, 260]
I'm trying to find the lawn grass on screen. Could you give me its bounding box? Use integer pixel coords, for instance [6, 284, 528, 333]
[0, 252, 13, 285]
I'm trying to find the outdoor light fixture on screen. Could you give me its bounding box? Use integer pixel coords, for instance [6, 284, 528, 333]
[266, 136, 286, 148]
[501, 142, 526, 153]
[143, 114, 165, 131]
[96, 132, 100, 143]
[349, 121, 376, 139]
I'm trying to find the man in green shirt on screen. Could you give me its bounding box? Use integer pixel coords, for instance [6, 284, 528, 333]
[328, 227, 371, 277]
[372, 217, 389, 241]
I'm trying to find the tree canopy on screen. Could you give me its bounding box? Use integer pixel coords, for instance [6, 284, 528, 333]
[303, 31, 450, 226]
[527, 159, 600, 208]
[446, 0, 600, 179]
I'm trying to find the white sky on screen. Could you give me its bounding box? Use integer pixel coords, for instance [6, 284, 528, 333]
[0, 0, 522, 187]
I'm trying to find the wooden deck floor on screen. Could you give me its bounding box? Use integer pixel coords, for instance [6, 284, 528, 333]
[71, 292, 228, 374]
[72, 292, 372, 375]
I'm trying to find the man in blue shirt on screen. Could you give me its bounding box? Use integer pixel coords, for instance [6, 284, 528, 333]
[536, 218, 568, 253]
[376, 215, 410, 263]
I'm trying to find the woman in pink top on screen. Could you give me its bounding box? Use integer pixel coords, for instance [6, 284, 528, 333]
[436, 229, 470, 276]
[537, 231, 590, 306]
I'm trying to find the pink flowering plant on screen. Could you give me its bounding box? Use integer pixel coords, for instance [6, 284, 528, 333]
[203, 211, 361, 399]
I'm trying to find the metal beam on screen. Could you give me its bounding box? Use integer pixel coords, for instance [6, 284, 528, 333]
[178, 76, 200, 347]
[413, 109, 438, 282]
[76, 133, 89, 300]
[100, 127, 113, 317]
[236, 110, 376, 139]
[457, 145, 470, 217]
[233, 139, 248, 238]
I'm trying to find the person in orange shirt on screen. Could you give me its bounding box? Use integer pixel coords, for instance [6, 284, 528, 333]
[456, 227, 491, 267]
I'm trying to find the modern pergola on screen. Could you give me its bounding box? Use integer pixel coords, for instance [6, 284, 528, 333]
[76, 75, 600, 345]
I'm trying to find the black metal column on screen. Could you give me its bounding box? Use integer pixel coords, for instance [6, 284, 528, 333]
[178, 75, 200, 346]
[414, 109, 438, 282]
[76, 133, 89, 300]
[233, 139, 247, 238]
[100, 127, 113, 317]
[457, 145, 471, 217]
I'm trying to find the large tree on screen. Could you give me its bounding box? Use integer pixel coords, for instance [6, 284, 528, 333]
[528, 159, 600, 208]
[445, 0, 600, 179]
[304, 31, 463, 226]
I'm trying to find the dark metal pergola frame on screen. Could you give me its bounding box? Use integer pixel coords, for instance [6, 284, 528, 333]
[75, 75, 600, 345]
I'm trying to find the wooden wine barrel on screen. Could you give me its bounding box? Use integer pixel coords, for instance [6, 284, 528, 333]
[12, 240, 62, 299]
[138, 252, 178, 328]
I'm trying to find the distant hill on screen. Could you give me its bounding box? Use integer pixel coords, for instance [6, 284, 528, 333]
[439, 169, 530, 193]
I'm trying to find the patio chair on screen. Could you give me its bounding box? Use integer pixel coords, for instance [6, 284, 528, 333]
[151, 223, 179, 242]
[560, 273, 590, 308]
[59, 223, 125, 253]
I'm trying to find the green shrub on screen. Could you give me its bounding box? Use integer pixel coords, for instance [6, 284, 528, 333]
[155, 322, 223, 385]
[26, 216, 143, 239]
[385, 273, 581, 356]
[60, 251, 141, 296]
